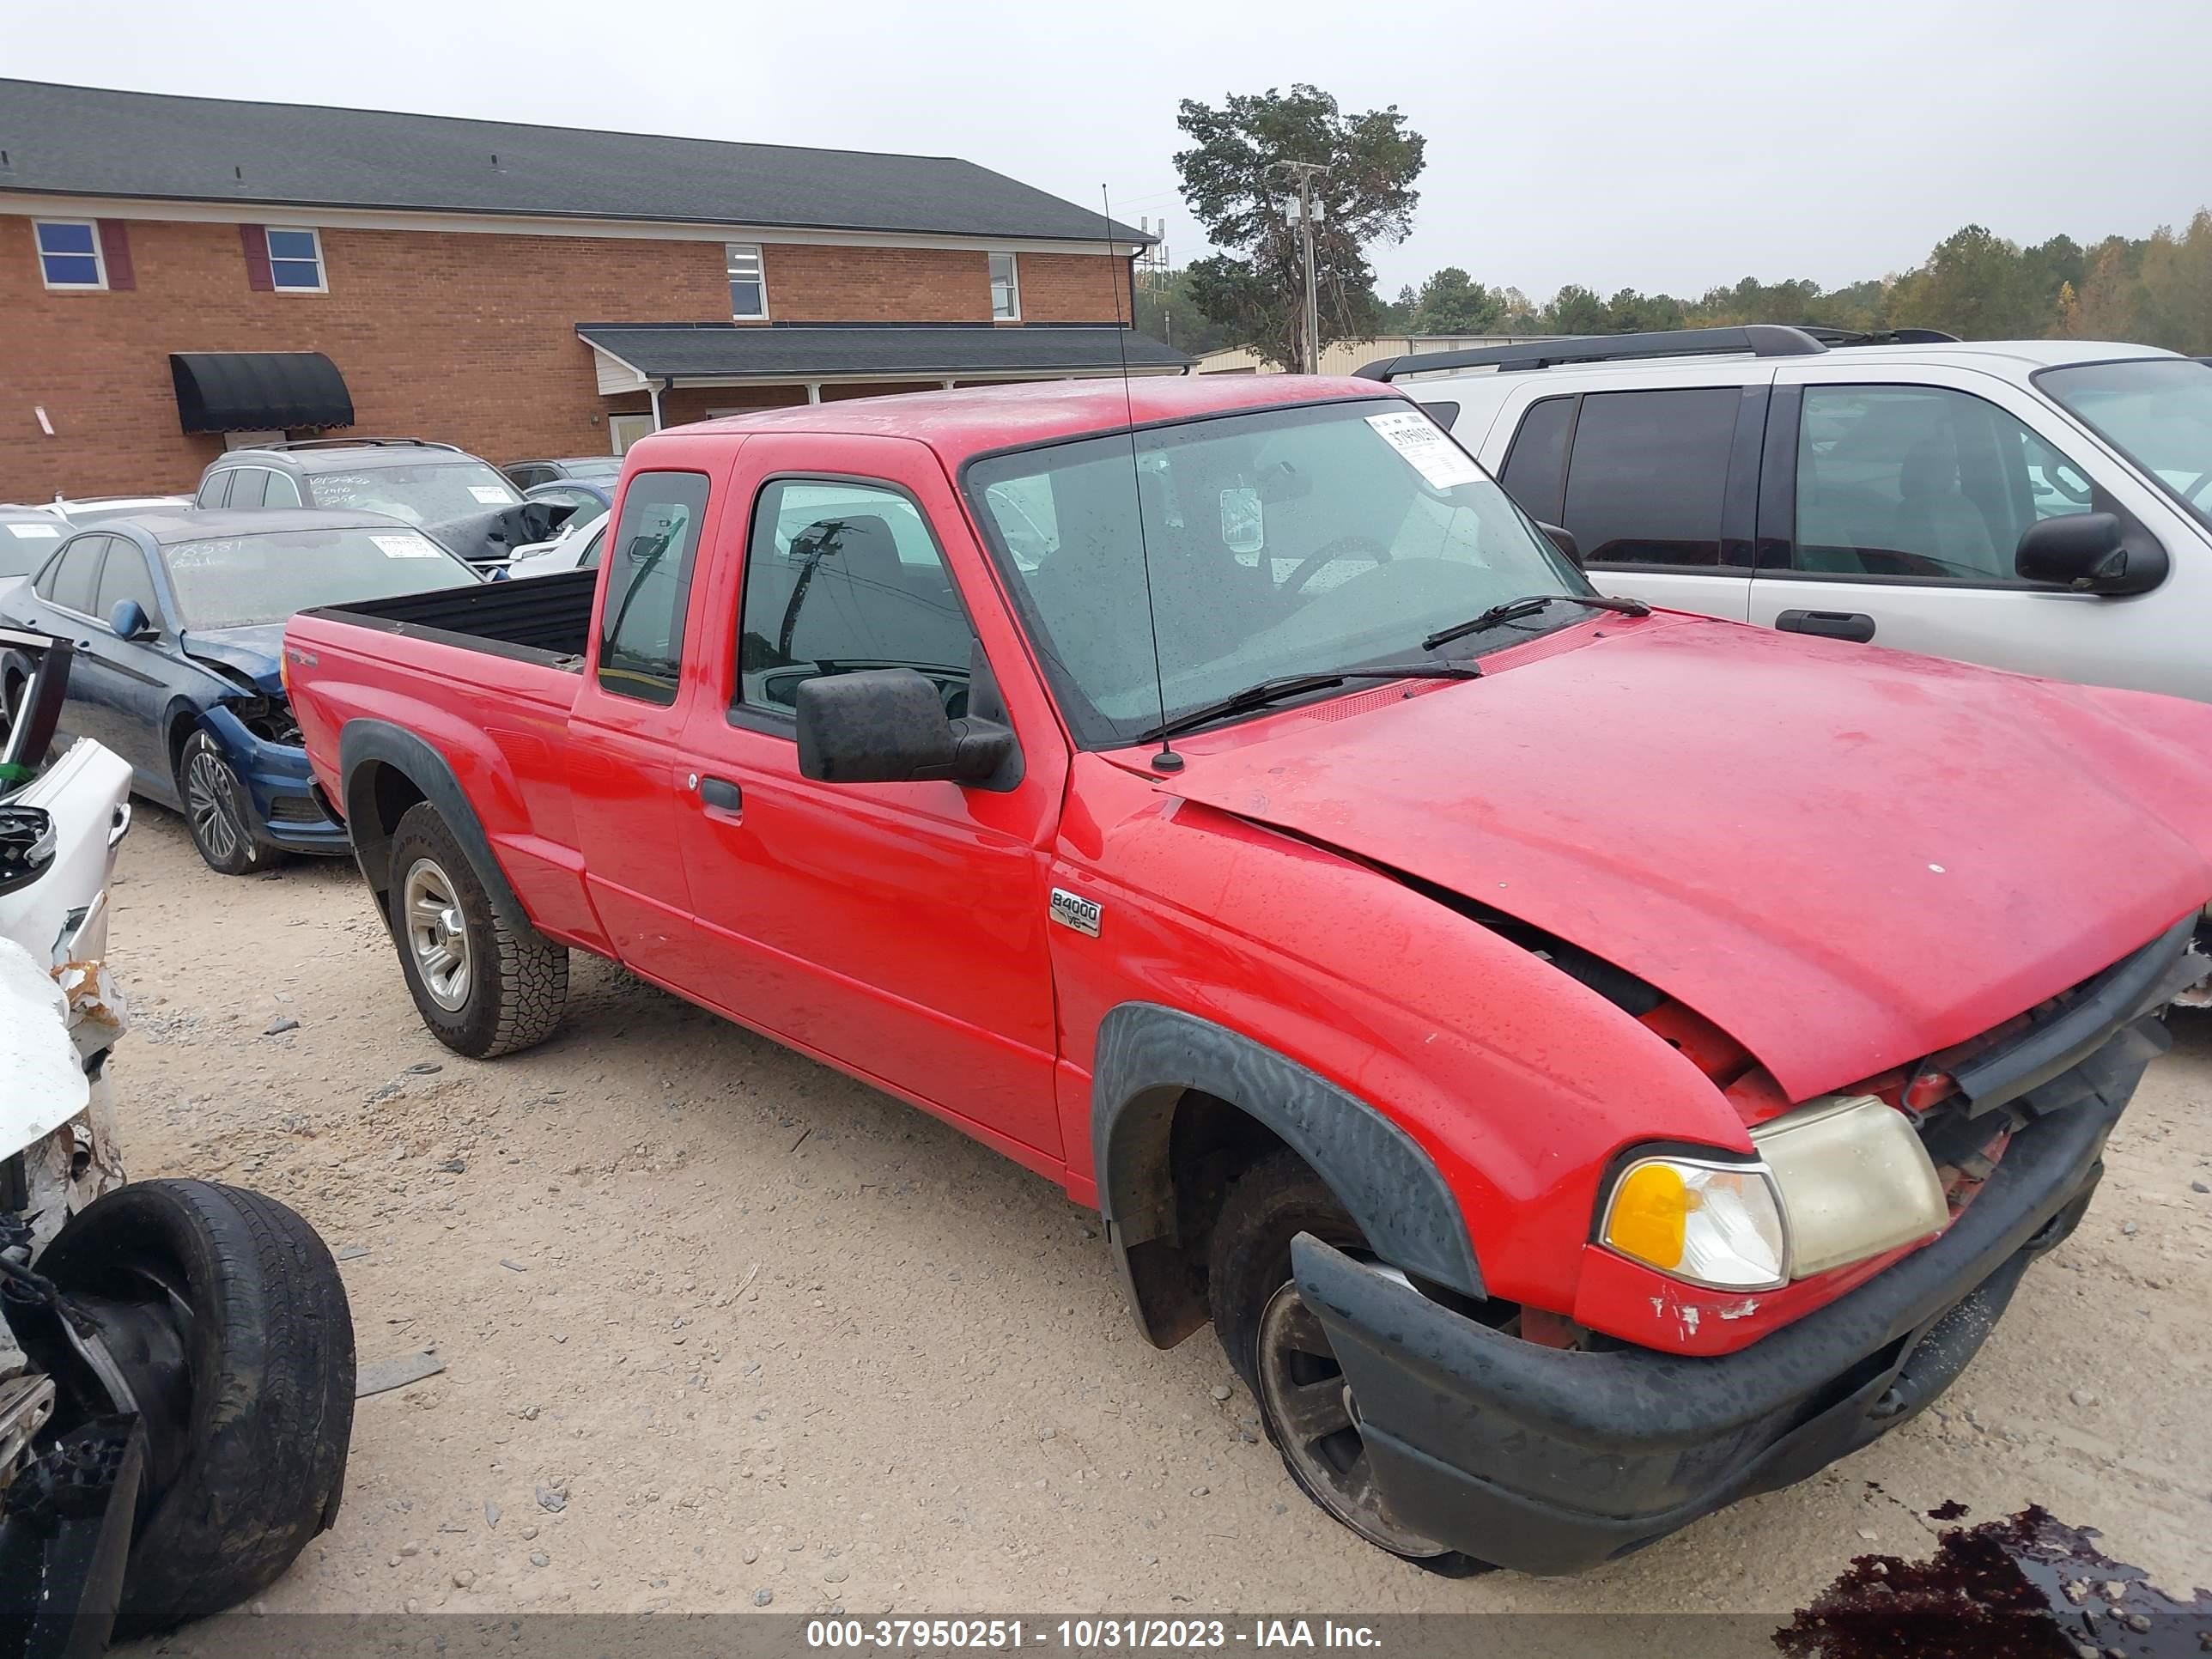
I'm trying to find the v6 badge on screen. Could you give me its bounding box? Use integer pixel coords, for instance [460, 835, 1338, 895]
[1049, 888, 1103, 938]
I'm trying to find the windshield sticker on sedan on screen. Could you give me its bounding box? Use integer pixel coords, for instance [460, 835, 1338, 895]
[372, 533, 446, 560]
[5, 523, 61, 539]
[469, 486, 513, 506]
[1364, 410, 1484, 491]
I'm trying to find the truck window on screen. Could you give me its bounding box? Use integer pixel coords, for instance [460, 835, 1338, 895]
[597, 471, 711, 705]
[735, 478, 974, 717]
[1562, 388, 1737, 567]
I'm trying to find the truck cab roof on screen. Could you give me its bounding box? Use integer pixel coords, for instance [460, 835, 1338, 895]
[645, 374, 1387, 467]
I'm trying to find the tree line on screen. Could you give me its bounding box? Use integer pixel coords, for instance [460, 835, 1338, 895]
[1152, 82, 2210, 364]
[1376, 215, 2212, 351]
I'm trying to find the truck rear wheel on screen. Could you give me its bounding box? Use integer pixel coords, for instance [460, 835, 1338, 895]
[386, 800, 567, 1057]
[1208, 1149, 1483, 1575]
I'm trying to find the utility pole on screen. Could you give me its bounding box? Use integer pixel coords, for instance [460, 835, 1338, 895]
[1268, 160, 1329, 373]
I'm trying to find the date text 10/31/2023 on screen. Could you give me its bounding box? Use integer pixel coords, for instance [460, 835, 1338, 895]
[805, 1619, 1383, 1650]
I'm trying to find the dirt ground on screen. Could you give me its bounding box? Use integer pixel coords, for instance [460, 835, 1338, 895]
[103, 804, 2212, 1620]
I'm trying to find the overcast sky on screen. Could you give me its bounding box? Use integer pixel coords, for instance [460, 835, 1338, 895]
[15, 0, 2210, 301]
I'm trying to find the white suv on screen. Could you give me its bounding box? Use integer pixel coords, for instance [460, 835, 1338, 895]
[1370, 327, 2212, 702]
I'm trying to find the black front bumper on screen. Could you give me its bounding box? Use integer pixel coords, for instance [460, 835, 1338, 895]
[1294, 1022, 2158, 1577]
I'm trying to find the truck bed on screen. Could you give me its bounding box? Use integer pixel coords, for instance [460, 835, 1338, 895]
[298, 567, 598, 669]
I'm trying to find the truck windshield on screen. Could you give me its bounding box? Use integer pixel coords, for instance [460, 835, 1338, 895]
[307, 462, 522, 524]
[2036, 357, 2212, 533]
[963, 398, 1585, 747]
[162, 526, 479, 629]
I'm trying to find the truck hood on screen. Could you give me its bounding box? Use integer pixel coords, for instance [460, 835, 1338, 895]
[180, 623, 285, 696]
[1161, 615, 2212, 1101]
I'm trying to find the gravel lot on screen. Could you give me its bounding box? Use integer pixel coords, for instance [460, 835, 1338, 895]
[105, 804, 2212, 1618]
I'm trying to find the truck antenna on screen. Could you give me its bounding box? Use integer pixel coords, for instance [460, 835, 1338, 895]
[1103, 185, 1182, 774]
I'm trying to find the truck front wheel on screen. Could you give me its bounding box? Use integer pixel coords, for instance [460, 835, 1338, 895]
[386, 800, 567, 1057]
[1208, 1149, 1483, 1575]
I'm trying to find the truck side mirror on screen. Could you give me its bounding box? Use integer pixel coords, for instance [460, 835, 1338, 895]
[1537, 522, 1583, 570]
[2014, 512, 2166, 596]
[108, 598, 154, 641]
[795, 667, 1015, 787]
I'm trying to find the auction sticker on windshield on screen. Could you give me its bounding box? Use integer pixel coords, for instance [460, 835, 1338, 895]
[469, 486, 513, 506]
[372, 533, 446, 560]
[1366, 410, 1483, 490]
[6, 523, 61, 539]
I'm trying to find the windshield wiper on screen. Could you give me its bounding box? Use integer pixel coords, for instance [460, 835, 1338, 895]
[1420, 592, 1650, 653]
[1134, 661, 1481, 744]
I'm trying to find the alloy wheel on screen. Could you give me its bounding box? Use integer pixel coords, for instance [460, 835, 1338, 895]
[402, 857, 471, 1012]
[184, 749, 245, 865]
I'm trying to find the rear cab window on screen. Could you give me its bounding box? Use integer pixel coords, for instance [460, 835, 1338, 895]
[596, 471, 712, 704]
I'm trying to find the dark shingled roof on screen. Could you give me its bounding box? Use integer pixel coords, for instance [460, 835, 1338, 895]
[0, 79, 1153, 244]
[577, 324, 1193, 380]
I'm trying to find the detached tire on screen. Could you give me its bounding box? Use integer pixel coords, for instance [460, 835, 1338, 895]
[38, 1180, 356, 1636]
[386, 799, 567, 1057]
[1208, 1150, 1485, 1577]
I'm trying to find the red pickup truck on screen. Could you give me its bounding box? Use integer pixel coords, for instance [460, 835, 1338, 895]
[285, 376, 2212, 1576]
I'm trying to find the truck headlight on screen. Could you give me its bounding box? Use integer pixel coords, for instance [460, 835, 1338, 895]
[1600, 1157, 1787, 1290]
[1750, 1093, 1949, 1278]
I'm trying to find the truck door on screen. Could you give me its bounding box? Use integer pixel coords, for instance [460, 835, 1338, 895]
[669, 434, 1068, 1164]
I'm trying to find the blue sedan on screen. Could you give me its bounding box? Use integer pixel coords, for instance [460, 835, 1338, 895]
[0, 507, 480, 874]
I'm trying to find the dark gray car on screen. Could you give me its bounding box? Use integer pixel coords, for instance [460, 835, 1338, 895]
[192, 438, 560, 566]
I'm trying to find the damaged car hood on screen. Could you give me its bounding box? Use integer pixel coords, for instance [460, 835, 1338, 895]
[1160, 615, 2212, 1101]
[180, 623, 286, 696]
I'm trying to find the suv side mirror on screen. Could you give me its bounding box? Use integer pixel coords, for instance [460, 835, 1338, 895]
[1537, 522, 1583, 570]
[2014, 512, 2166, 596]
[795, 667, 1015, 787]
[108, 598, 154, 641]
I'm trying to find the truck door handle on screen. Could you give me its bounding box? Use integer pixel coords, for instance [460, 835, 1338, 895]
[699, 776, 742, 812]
[1775, 609, 1876, 644]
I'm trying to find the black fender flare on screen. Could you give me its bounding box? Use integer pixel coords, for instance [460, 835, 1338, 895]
[1091, 1003, 1485, 1346]
[337, 720, 530, 933]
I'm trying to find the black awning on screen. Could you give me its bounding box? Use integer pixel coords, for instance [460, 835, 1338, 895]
[169, 351, 354, 434]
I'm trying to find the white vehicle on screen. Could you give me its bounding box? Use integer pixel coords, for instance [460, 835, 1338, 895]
[1370, 328, 2212, 702]
[0, 625, 354, 1642]
[503, 514, 605, 580]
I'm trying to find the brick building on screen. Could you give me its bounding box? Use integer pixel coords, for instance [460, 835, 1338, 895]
[1, 79, 1188, 500]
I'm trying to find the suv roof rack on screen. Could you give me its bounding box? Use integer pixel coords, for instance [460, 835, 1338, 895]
[1358, 322, 1968, 382]
[246, 437, 463, 453]
[1792, 325, 1961, 347]
[1358, 325, 1832, 381]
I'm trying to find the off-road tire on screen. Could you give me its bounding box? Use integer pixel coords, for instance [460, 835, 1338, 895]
[387, 799, 567, 1057]
[1207, 1149, 1485, 1577]
[37, 1180, 356, 1636]
[174, 727, 272, 876]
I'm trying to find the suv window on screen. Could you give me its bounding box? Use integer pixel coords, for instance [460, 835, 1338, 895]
[224, 468, 270, 509]
[737, 479, 974, 717]
[1498, 396, 1576, 523]
[596, 471, 710, 705]
[39, 534, 107, 613]
[1562, 388, 1738, 567]
[263, 470, 302, 507]
[94, 539, 161, 626]
[195, 471, 230, 509]
[1792, 386, 2108, 583]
